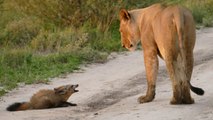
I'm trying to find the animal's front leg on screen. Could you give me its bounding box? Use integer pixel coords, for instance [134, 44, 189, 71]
[57, 102, 77, 107]
[65, 102, 77, 106]
[138, 49, 159, 104]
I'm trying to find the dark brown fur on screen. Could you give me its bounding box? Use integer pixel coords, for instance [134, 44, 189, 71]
[7, 84, 79, 111]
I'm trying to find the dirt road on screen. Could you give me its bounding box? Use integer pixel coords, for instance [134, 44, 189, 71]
[0, 28, 213, 120]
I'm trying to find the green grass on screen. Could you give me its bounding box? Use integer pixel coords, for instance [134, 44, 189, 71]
[0, 48, 108, 96]
[0, 50, 80, 95]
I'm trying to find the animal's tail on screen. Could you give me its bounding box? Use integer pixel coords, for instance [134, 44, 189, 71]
[173, 6, 205, 96]
[7, 102, 31, 111]
[189, 82, 205, 95]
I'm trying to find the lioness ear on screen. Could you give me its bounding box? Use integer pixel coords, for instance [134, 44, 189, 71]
[119, 9, 131, 21]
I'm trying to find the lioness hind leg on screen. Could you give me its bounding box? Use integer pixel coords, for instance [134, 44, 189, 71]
[138, 49, 158, 104]
[165, 60, 182, 104]
[170, 83, 182, 104]
[167, 58, 194, 104]
[182, 82, 194, 104]
[182, 52, 194, 104]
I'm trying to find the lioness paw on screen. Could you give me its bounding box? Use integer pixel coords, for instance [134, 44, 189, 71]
[138, 95, 154, 104]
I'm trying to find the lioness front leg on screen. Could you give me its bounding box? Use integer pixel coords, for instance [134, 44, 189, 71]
[138, 49, 158, 103]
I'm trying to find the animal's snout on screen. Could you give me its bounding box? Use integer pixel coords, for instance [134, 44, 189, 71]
[71, 84, 78, 89]
[74, 84, 78, 88]
[73, 84, 79, 92]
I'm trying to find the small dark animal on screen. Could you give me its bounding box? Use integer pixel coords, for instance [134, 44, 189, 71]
[7, 84, 79, 111]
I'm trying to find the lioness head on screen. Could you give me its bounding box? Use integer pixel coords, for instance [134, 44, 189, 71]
[119, 9, 140, 51]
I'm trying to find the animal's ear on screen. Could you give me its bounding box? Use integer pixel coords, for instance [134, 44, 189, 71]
[54, 88, 66, 95]
[119, 9, 131, 21]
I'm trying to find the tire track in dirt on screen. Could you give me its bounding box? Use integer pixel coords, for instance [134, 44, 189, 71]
[194, 50, 213, 66]
[80, 66, 168, 112]
[77, 49, 213, 113]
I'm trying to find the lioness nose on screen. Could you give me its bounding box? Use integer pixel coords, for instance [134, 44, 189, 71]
[130, 44, 133, 48]
[122, 45, 125, 48]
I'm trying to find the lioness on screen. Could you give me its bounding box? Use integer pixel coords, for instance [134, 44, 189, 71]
[119, 3, 204, 104]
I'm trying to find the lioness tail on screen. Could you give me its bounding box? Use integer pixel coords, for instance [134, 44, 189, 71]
[189, 83, 204, 95]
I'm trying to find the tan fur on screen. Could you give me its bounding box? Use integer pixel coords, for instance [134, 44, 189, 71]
[119, 4, 202, 104]
[7, 84, 78, 111]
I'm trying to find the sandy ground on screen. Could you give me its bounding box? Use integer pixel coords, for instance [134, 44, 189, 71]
[0, 27, 213, 120]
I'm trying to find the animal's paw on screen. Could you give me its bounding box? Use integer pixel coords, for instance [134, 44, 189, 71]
[182, 98, 194, 104]
[170, 97, 182, 105]
[69, 103, 77, 106]
[137, 95, 154, 104]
